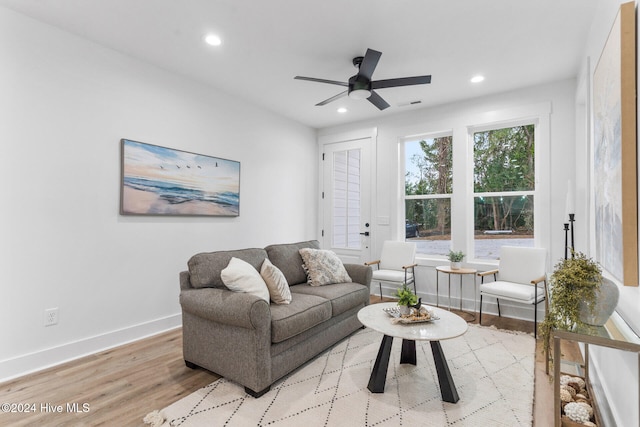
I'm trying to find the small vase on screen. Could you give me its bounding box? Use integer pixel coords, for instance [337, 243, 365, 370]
[450, 262, 461, 270]
[398, 305, 410, 316]
[579, 278, 620, 326]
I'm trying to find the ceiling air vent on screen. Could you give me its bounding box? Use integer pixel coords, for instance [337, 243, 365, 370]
[398, 100, 422, 107]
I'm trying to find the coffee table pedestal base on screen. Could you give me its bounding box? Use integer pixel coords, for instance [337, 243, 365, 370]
[367, 335, 459, 403]
[430, 341, 459, 403]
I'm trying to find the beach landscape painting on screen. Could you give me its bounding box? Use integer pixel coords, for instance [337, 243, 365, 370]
[121, 139, 240, 216]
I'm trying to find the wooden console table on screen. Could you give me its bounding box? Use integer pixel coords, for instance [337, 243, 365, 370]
[550, 319, 640, 426]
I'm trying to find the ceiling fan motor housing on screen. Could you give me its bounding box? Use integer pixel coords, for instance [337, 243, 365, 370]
[349, 75, 371, 93]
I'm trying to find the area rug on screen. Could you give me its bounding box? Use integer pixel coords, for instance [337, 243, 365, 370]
[144, 324, 534, 426]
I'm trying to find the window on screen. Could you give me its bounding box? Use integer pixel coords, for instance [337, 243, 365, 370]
[404, 135, 452, 256]
[402, 121, 539, 261]
[473, 125, 535, 259]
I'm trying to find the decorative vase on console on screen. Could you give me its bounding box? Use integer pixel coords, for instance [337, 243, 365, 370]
[540, 252, 614, 355]
[579, 277, 619, 326]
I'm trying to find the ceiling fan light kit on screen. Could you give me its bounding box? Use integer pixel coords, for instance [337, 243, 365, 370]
[294, 48, 431, 111]
[349, 89, 371, 100]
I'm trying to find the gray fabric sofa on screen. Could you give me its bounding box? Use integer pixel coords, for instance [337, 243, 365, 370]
[179, 240, 372, 397]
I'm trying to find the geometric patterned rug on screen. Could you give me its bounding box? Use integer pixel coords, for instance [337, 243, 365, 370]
[144, 324, 534, 427]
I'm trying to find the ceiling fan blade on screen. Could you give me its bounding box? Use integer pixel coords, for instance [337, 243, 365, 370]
[316, 90, 348, 106]
[367, 90, 390, 110]
[294, 76, 348, 87]
[357, 49, 382, 80]
[371, 75, 432, 89]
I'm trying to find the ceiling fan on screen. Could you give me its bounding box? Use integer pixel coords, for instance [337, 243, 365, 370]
[294, 48, 431, 111]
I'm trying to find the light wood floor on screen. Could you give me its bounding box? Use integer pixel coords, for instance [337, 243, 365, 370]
[0, 296, 578, 426]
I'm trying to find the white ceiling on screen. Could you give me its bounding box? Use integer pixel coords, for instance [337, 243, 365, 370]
[1, 0, 598, 129]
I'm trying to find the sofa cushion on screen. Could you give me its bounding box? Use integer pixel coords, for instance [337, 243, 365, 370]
[299, 248, 352, 286]
[269, 293, 331, 343]
[221, 257, 270, 302]
[290, 283, 368, 317]
[260, 258, 292, 304]
[264, 240, 320, 286]
[188, 248, 267, 288]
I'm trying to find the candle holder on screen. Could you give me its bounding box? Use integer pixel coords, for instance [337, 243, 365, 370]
[564, 223, 570, 260]
[569, 213, 575, 257]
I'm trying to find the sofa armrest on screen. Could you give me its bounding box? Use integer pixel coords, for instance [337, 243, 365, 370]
[180, 271, 193, 290]
[180, 287, 271, 330]
[344, 263, 372, 286]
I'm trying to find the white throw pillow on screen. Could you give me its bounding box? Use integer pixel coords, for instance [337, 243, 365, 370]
[221, 257, 270, 302]
[299, 248, 352, 286]
[260, 258, 292, 304]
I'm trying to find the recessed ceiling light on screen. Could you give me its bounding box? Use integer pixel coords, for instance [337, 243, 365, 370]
[470, 75, 485, 83]
[337, 107, 348, 114]
[204, 34, 222, 46]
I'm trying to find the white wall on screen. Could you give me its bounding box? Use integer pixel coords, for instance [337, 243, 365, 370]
[0, 7, 317, 381]
[319, 80, 576, 318]
[580, 1, 640, 426]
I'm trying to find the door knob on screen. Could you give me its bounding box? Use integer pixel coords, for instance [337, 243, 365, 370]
[359, 231, 370, 236]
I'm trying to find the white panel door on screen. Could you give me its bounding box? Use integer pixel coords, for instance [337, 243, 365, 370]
[322, 137, 371, 264]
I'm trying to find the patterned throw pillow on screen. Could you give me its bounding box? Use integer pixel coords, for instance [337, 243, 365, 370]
[299, 248, 352, 286]
[261, 258, 292, 304]
[220, 257, 270, 302]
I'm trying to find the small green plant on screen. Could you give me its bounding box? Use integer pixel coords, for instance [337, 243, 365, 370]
[395, 283, 418, 306]
[540, 252, 602, 355]
[448, 250, 465, 262]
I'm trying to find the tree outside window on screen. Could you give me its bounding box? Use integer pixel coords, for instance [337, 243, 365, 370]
[403, 124, 536, 260]
[473, 125, 535, 259]
[404, 136, 452, 256]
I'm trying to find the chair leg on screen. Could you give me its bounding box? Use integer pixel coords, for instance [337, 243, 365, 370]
[479, 294, 483, 326]
[496, 299, 501, 317]
[379, 282, 383, 300]
[534, 300, 538, 338]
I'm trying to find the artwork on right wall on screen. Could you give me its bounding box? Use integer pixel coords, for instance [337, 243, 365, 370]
[593, 1, 638, 286]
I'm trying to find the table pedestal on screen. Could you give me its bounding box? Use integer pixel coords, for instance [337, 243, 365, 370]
[367, 334, 459, 403]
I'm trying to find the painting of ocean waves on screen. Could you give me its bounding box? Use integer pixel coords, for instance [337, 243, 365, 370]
[124, 177, 240, 206]
[121, 139, 240, 216]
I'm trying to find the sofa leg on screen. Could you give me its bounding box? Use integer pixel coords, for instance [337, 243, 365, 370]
[185, 360, 199, 369]
[245, 385, 270, 398]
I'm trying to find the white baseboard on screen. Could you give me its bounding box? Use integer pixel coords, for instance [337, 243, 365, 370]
[0, 313, 182, 383]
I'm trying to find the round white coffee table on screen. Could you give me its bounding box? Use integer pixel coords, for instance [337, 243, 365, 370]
[357, 302, 468, 403]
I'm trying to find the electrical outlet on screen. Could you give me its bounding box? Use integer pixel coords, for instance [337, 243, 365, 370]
[44, 308, 59, 326]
